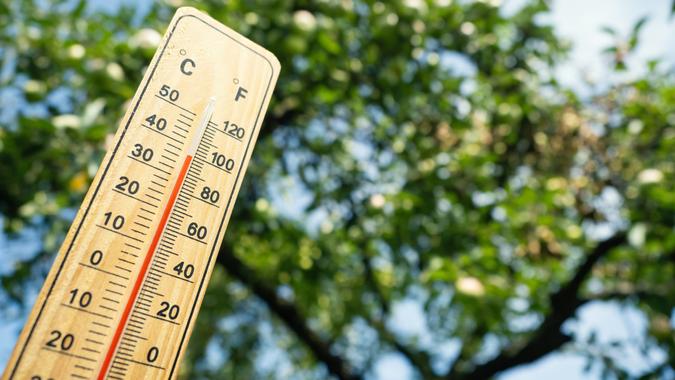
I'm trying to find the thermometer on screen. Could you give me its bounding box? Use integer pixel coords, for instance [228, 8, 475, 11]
[2, 7, 280, 379]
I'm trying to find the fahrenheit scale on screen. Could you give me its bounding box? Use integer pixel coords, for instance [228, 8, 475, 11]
[3, 7, 279, 380]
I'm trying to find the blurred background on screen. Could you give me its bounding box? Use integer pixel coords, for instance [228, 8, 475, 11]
[0, 0, 673, 379]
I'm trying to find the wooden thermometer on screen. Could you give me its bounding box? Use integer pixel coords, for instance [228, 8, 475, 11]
[3, 7, 279, 380]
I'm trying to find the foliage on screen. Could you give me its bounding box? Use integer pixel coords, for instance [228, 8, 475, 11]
[0, 0, 673, 379]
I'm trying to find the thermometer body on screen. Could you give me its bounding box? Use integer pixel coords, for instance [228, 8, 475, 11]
[3, 7, 279, 379]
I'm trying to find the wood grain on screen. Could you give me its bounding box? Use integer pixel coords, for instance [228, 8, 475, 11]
[2, 7, 279, 380]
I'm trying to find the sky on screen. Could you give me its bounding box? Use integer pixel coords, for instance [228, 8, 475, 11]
[1, 0, 674, 379]
[551, 0, 675, 94]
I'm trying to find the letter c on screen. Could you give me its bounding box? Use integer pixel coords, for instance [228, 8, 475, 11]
[180, 58, 195, 75]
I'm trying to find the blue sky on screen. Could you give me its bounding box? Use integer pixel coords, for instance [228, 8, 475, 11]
[1, 0, 674, 379]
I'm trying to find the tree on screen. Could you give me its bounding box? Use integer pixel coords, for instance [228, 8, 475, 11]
[0, 0, 673, 379]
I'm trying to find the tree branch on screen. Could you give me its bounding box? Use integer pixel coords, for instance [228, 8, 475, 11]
[361, 253, 439, 379]
[446, 232, 627, 380]
[365, 315, 443, 380]
[216, 244, 363, 380]
[351, 199, 439, 378]
[585, 285, 672, 302]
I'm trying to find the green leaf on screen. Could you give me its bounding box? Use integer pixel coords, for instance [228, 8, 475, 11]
[629, 15, 648, 49]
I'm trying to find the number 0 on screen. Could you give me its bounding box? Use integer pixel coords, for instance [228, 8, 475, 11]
[90, 250, 103, 266]
[147, 346, 159, 363]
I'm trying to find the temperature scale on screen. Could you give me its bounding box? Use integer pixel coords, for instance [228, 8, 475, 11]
[3, 7, 280, 379]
